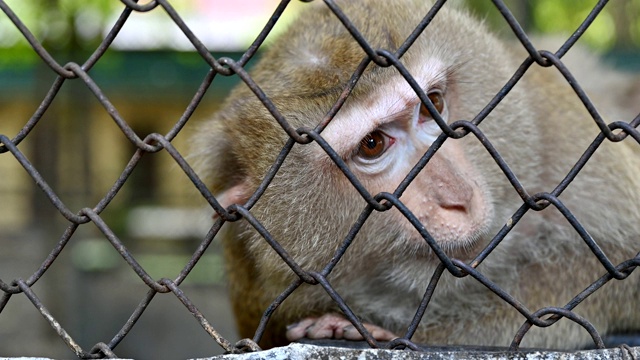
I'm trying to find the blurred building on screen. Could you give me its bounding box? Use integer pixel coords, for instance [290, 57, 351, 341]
[0, 1, 293, 358]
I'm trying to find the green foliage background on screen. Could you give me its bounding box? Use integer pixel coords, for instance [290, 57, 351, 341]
[1, 1, 638, 55]
[466, 0, 640, 51]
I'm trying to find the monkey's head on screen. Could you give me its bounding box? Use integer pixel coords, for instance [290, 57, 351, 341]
[194, 0, 532, 287]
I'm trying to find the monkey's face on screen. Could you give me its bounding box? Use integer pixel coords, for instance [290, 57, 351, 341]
[317, 61, 494, 257]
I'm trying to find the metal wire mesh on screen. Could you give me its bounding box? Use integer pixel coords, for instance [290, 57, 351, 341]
[0, 0, 638, 358]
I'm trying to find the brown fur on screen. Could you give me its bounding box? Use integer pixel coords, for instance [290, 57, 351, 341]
[192, 0, 640, 350]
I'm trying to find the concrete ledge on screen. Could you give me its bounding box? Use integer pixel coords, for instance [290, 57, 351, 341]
[201, 343, 640, 360]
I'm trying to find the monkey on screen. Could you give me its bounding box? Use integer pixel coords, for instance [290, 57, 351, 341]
[191, 0, 640, 351]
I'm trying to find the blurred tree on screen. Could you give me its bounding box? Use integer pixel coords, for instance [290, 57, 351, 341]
[0, 0, 117, 49]
[465, 0, 640, 51]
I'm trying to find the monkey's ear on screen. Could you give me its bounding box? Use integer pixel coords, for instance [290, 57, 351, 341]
[208, 148, 252, 219]
[191, 120, 251, 218]
[214, 180, 252, 218]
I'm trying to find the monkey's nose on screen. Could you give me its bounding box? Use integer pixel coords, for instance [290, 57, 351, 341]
[433, 180, 473, 213]
[425, 156, 474, 213]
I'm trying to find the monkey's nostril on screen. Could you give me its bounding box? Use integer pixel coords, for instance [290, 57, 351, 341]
[440, 203, 468, 213]
[432, 179, 474, 214]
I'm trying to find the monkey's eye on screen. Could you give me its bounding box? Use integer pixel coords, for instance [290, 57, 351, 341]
[357, 130, 390, 160]
[420, 91, 445, 117]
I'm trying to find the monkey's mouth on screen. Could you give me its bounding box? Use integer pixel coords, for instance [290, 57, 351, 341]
[389, 200, 491, 262]
[410, 188, 493, 259]
[417, 217, 488, 257]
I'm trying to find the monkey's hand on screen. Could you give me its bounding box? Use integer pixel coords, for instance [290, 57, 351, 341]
[286, 313, 397, 342]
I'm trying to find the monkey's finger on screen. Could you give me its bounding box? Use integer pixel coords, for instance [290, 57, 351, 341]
[304, 314, 354, 340]
[304, 323, 346, 340]
[287, 314, 398, 342]
[286, 318, 317, 341]
[343, 324, 397, 341]
[287, 314, 356, 340]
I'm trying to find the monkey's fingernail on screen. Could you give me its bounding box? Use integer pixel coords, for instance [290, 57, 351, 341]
[286, 322, 300, 330]
[343, 325, 355, 333]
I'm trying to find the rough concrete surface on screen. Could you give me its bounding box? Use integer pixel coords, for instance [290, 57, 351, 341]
[195, 343, 640, 360]
[1, 343, 639, 360]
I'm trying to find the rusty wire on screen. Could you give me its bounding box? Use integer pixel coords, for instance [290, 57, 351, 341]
[0, 0, 639, 358]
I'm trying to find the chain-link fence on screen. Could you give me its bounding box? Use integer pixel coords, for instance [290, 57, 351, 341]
[0, 0, 639, 359]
